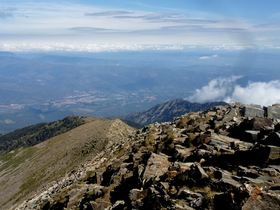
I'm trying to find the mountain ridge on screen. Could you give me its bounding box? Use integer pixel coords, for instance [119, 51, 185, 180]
[0, 116, 85, 155]
[116, 99, 228, 126]
[0, 117, 135, 210]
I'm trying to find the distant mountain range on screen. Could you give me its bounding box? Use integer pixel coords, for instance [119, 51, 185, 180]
[116, 99, 228, 126]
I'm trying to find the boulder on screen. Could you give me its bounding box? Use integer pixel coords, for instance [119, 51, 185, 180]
[215, 171, 243, 190]
[223, 107, 238, 122]
[189, 197, 203, 208]
[252, 118, 273, 130]
[241, 105, 264, 118]
[111, 200, 125, 209]
[242, 190, 280, 210]
[174, 202, 195, 210]
[177, 189, 202, 201]
[170, 162, 194, 172]
[263, 132, 280, 146]
[267, 105, 280, 119]
[238, 166, 259, 178]
[261, 168, 279, 177]
[260, 144, 280, 160]
[129, 189, 148, 206]
[90, 200, 111, 210]
[269, 165, 280, 173]
[198, 123, 210, 132]
[189, 164, 208, 180]
[194, 149, 212, 159]
[173, 145, 193, 160]
[142, 153, 172, 183]
[244, 130, 260, 142]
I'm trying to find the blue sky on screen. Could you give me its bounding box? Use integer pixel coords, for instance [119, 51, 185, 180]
[0, 0, 280, 52]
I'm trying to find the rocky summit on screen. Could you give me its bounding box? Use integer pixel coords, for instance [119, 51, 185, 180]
[14, 103, 280, 210]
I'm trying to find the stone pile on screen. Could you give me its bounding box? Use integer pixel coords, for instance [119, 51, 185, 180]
[15, 103, 280, 210]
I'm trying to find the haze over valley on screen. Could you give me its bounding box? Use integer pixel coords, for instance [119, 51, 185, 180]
[0, 48, 280, 133]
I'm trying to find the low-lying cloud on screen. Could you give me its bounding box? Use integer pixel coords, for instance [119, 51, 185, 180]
[187, 76, 280, 106]
[85, 11, 133, 16]
[0, 43, 184, 52]
[199, 54, 218, 59]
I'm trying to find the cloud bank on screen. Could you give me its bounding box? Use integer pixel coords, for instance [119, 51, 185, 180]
[1, 43, 279, 52]
[0, 43, 184, 52]
[85, 11, 133, 16]
[187, 76, 280, 106]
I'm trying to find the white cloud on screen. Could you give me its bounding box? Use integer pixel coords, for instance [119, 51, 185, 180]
[187, 76, 242, 103]
[0, 2, 278, 46]
[226, 81, 280, 106]
[0, 43, 184, 52]
[199, 54, 218, 59]
[206, 45, 256, 51]
[85, 11, 133, 16]
[187, 76, 280, 106]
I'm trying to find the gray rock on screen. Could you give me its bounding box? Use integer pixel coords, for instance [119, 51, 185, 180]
[242, 177, 267, 184]
[142, 153, 171, 183]
[244, 130, 260, 142]
[111, 200, 125, 209]
[261, 168, 279, 177]
[267, 105, 280, 119]
[170, 162, 194, 172]
[173, 145, 192, 160]
[241, 104, 264, 118]
[195, 164, 209, 179]
[189, 197, 203, 208]
[238, 166, 259, 178]
[175, 203, 195, 210]
[194, 149, 212, 158]
[129, 189, 148, 206]
[215, 171, 243, 189]
[223, 107, 238, 122]
[208, 139, 230, 149]
[90, 200, 111, 210]
[269, 165, 280, 173]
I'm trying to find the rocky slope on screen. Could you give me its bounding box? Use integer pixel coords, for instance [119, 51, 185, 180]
[0, 117, 135, 210]
[117, 99, 227, 126]
[14, 103, 280, 209]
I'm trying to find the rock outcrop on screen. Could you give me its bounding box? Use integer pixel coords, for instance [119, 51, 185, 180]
[14, 103, 280, 210]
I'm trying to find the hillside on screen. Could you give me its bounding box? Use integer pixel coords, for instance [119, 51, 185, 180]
[0, 116, 85, 155]
[0, 117, 135, 210]
[117, 99, 227, 126]
[14, 103, 280, 209]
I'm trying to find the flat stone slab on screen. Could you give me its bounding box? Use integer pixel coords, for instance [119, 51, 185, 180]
[267, 105, 280, 119]
[143, 153, 171, 182]
[241, 105, 264, 118]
